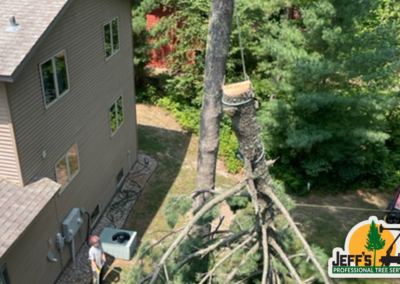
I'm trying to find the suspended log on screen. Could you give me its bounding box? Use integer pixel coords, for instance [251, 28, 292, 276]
[222, 81, 271, 219]
[222, 83, 330, 284]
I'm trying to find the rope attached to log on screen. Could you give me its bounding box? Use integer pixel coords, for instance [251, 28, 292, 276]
[222, 97, 253, 106]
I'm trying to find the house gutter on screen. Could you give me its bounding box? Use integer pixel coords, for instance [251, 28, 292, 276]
[0, 76, 13, 83]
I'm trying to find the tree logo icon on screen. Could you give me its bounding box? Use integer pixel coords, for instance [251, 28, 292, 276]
[364, 220, 386, 267]
[328, 216, 400, 278]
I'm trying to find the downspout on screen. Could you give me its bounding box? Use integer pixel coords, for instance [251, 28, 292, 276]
[0, 264, 6, 284]
[53, 195, 64, 273]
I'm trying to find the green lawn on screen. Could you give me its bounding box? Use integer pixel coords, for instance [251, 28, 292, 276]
[117, 105, 396, 284]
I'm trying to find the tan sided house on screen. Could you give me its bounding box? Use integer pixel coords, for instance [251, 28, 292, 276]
[0, 0, 137, 283]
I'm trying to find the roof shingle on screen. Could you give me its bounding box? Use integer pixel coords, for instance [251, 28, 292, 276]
[0, 177, 60, 258]
[0, 0, 70, 78]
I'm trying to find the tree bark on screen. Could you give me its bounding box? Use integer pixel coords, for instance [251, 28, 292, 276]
[194, 0, 234, 213]
[222, 84, 272, 222]
[222, 85, 330, 284]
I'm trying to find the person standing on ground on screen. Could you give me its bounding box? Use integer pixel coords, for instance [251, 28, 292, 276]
[89, 235, 106, 284]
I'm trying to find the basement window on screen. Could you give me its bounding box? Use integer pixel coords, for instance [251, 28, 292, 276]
[116, 168, 124, 187]
[40, 50, 69, 108]
[56, 144, 80, 189]
[104, 17, 120, 59]
[90, 204, 100, 227]
[109, 96, 124, 135]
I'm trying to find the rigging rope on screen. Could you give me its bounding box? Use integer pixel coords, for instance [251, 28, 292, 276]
[296, 203, 389, 213]
[234, 0, 248, 81]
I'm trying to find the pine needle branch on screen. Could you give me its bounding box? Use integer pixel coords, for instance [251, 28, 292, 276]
[226, 242, 260, 282]
[174, 227, 252, 272]
[269, 238, 303, 284]
[144, 179, 248, 284]
[198, 232, 257, 284]
[262, 186, 330, 284]
[234, 270, 263, 284]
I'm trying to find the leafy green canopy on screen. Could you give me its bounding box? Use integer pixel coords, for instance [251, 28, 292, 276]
[257, 0, 400, 193]
[132, 0, 400, 190]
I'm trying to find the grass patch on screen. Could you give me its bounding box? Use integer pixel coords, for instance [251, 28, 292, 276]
[292, 192, 395, 284]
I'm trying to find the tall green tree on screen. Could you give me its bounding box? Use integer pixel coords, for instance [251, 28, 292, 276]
[256, 0, 400, 192]
[133, 0, 400, 191]
[365, 220, 386, 267]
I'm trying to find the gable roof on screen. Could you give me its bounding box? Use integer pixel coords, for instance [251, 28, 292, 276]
[0, 0, 73, 82]
[0, 177, 60, 258]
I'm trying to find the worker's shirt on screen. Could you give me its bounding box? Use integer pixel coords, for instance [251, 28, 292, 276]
[89, 245, 105, 271]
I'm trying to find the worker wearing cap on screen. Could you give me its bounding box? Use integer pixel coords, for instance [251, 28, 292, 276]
[89, 235, 106, 284]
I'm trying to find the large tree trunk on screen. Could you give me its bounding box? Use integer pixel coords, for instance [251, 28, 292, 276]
[194, 0, 234, 211]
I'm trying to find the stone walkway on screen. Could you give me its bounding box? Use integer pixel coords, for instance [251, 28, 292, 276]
[56, 154, 157, 284]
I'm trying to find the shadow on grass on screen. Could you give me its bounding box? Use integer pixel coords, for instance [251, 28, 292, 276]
[123, 124, 192, 243]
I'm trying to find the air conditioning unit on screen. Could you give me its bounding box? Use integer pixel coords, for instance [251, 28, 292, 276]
[99, 228, 137, 260]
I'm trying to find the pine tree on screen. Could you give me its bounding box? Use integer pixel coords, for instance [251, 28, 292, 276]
[133, 0, 400, 191]
[130, 1, 330, 283]
[129, 0, 400, 282]
[365, 220, 386, 267]
[256, 0, 400, 192]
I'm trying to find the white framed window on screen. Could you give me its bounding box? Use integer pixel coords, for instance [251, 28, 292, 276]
[104, 17, 120, 59]
[55, 144, 80, 190]
[109, 96, 124, 135]
[40, 50, 70, 108]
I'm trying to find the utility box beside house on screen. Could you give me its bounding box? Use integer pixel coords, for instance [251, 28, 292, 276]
[100, 228, 137, 260]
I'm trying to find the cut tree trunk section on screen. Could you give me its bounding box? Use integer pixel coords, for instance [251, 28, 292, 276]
[222, 82, 330, 284]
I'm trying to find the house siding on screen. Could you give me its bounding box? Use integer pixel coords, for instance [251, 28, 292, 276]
[1, 196, 62, 284]
[0, 82, 22, 185]
[2, 0, 137, 282]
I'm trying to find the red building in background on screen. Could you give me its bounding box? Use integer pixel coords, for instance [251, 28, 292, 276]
[146, 7, 174, 69]
[145, 6, 301, 70]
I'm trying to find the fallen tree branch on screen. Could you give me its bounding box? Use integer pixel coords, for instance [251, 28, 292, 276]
[211, 216, 225, 239]
[163, 265, 169, 282]
[274, 270, 281, 284]
[261, 224, 269, 284]
[234, 270, 263, 284]
[174, 228, 252, 272]
[305, 276, 316, 284]
[198, 232, 256, 284]
[144, 180, 247, 284]
[263, 186, 330, 284]
[289, 253, 307, 259]
[133, 226, 185, 267]
[226, 242, 260, 282]
[138, 273, 153, 284]
[201, 230, 232, 239]
[269, 238, 303, 284]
